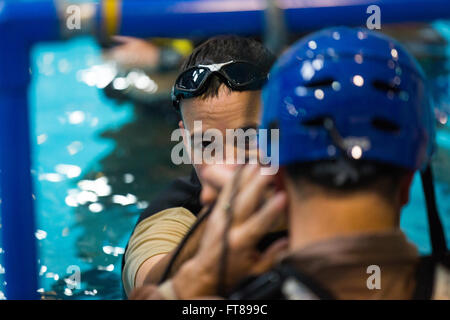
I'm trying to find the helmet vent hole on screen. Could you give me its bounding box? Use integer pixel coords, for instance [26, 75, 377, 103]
[302, 116, 329, 127]
[372, 80, 400, 94]
[304, 78, 335, 88]
[268, 121, 279, 130]
[371, 117, 400, 133]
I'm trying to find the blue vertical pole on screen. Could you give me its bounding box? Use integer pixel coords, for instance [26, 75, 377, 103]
[0, 0, 60, 300]
[0, 39, 38, 300]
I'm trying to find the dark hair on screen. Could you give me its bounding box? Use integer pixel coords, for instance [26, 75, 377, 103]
[285, 159, 409, 201]
[180, 35, 276, 99]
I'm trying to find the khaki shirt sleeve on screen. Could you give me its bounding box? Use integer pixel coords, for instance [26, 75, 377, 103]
[122, 207, 197, 295]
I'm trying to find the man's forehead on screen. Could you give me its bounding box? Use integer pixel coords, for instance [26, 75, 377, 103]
[181, 90, 261, 130]
[188, 123, 259, 139]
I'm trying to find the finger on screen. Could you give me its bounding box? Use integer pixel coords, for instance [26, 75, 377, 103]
[250, 237, 289, 274]
[202, 164, 236, 192]
[129, 285, 159, 300]
[202, 165, 246, 244]
[200, 165, 236, 205]
[206, 171, 235, 223]
[261, 237, 289, 260]
[233, 167, 274, 223]
[200, 183, 219, 206]
[215, 173, 235, 209]
[237, 164, 259, 188]
[110, 35, 135, 44]
[257, 238, 289, 271]
[239, 191, 287, 246]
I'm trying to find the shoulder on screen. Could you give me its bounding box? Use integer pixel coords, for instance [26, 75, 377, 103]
[134, 207, 197, 234]
[138, 169, 202, 224]
[121, 170, 201, 278]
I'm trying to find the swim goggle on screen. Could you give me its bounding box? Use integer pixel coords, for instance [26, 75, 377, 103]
[171, 60, 268, 109]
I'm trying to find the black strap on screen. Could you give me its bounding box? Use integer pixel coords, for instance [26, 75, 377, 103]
[420, 165, 447, 259]
[276, 263, 336, 300]
[412, 256, 436, 300]
[228, 263, 335, 300]
[158, 203, 214, 284]
[413, 253, 450, 300]
[228, 271, 285, 300]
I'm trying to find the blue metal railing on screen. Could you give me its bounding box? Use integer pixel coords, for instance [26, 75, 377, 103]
[0, 0, 450, 300]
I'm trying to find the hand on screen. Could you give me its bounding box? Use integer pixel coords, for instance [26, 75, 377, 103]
[172, 165, 288, 299]
[103, 36, 160, 69]
[199, 164, 235, 205]
[129, 283, 223, 300]
[129, 284, 164, 300]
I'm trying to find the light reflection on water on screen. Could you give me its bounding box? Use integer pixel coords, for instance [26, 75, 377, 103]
[31, 36, 136, 300]
[0, 36, 188, 300]
[0, 24, 450, 299]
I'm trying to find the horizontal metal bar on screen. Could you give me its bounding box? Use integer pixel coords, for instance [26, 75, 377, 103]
[2, 0, 449, 40]
[117, 0, 450, 37]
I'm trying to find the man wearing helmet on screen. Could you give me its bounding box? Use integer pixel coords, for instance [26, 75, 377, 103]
[131, 27, 449, 300]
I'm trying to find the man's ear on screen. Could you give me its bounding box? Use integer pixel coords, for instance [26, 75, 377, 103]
[399, 172, 415, 207]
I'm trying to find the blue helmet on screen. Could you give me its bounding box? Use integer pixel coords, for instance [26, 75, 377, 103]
[261, 27, 435, 171]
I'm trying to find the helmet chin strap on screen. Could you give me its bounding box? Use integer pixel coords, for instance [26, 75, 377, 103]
[420, 165, 448, 259]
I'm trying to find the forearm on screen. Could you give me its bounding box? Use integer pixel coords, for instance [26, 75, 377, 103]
[172, 258, 217, 299]
[142, 252, 173, 285]
[123, 207, 198, 294]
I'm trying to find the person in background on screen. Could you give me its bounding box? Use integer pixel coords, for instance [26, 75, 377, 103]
[102, 36, 192, 72]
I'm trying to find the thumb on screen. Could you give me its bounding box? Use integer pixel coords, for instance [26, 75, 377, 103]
[251, 237, 289, 274]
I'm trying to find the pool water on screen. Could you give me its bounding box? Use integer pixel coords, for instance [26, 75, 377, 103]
[1, 24, 450, 299]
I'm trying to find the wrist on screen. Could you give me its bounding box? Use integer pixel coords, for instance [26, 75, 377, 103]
[157, 280, 178, 300]
[172, 258, 216, 299]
